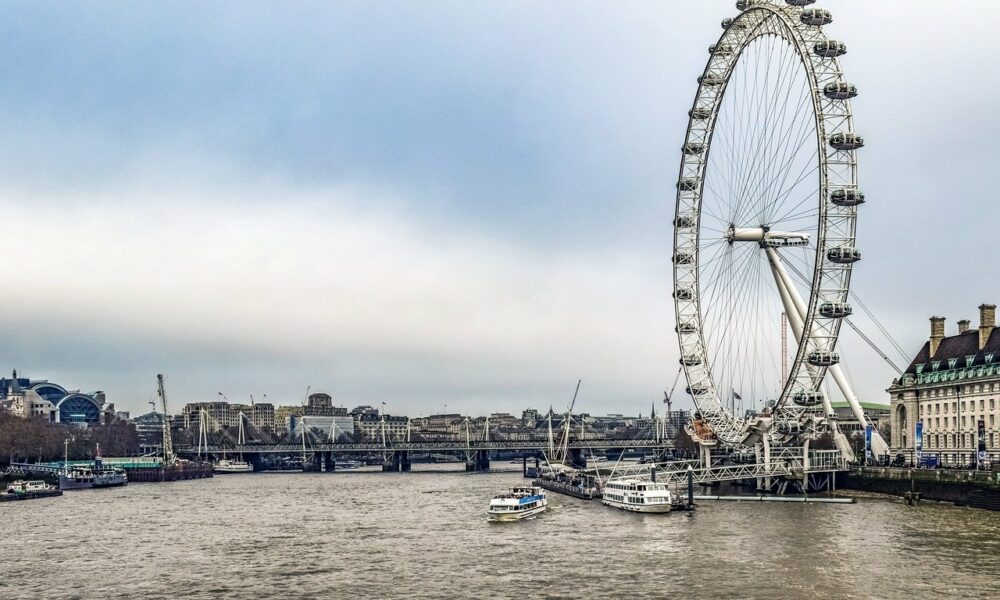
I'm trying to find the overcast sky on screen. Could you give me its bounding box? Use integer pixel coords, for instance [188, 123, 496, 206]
[0, 1, 997, 417]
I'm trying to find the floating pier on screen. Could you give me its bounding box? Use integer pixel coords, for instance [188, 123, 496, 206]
[693, 495, 855, 504]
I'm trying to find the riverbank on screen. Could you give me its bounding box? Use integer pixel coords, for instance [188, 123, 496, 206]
[838, 467, 1000, 510]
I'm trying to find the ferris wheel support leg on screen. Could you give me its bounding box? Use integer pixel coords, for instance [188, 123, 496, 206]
[763, 433, 771, 491]
[767, 249, 868, 461]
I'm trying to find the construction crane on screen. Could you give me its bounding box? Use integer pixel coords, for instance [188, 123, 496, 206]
[157, 374, 175, 465]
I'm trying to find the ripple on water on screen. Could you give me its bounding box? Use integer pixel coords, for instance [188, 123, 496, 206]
[3, 467, 999, 599]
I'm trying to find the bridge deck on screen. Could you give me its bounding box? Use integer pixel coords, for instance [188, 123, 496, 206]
[175, 439, 672, 454]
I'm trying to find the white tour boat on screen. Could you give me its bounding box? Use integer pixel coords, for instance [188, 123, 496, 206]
[214, 458, 253, 474]
[487, 485, 548, 521]
[602, 478, 673, 513]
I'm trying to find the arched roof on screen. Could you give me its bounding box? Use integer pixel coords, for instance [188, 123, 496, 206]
[31, 382, 69, 402]
[56, 393, 102, 425]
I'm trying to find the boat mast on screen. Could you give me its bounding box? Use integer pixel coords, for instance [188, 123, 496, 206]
[156, 374, 175, 465]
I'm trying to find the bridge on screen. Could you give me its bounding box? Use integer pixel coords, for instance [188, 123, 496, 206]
[173, 437, 676, 472]
[175, 438, 671, 454]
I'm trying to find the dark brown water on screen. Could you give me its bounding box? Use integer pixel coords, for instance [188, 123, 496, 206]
[3, 465, 999, 599]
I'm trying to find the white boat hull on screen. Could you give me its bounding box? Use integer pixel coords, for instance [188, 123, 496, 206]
[602, 499, 671, 513]
[214, 461, 253, 474]
[488, 502, 548, 521]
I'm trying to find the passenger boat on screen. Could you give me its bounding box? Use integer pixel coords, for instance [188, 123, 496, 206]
[335, 460, 362, 470]
[487, 485, 548, 521]
[214, 458, 254, 474]
[602, 478, 673, 513]
[1, 480, 63, 501]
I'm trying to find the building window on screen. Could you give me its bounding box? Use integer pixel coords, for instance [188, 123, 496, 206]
[932, 361, 941, 371]
[948, 358, 958, 370]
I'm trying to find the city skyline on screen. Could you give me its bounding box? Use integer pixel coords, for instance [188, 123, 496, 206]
[1, 0, 998, 417]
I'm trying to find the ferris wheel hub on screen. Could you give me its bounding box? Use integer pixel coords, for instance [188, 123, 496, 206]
[725, 225, 810, 247]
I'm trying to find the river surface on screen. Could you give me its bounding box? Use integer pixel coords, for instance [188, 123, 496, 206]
[3, 465, 999, 599]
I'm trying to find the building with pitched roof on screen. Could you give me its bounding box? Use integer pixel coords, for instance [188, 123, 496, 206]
[888, 304, 1000, 465]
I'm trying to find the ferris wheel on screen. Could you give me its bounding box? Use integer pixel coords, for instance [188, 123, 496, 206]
[673, 0, 883, 452]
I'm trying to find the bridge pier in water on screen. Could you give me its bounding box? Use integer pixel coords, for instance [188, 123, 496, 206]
[382, 451, 411, 472]
[465, 451, 490, 472]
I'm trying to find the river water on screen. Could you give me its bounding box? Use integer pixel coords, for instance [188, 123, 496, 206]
[3, 464, 999, 599]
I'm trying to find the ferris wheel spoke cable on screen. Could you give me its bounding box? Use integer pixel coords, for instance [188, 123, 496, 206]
[756, 108, 819, 225]
[706, 246, 762, 398]
[740, 43, 803, 220]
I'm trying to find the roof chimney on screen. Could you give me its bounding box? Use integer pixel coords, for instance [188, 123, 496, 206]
[979, 303, 996, 350]
[958, 319, 971, 334]
[929, 316, 945, 357]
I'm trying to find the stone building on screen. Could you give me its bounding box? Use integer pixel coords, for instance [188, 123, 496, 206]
[273, 406, 302, 434]
[0, 370, 106, 426]
[356, 413, 409, 440]
[888, 304, 1000, 465]
[182, 401, 274, 432]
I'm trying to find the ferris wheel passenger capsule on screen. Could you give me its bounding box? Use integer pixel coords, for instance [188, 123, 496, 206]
[830, 188, 865, 206]
[682, 143, 705, 155]
[829, 132, 864, 150]
[813, 40, 847, 58]
[689, 107, 712, 120]
[681, 355, 703, 367]
[800, 8, 832, 26]
[792, 390, 824, 407]
[721, 18, 748, 30]
[686, 385, 709, 396]
[674, 215, 697, 228]
[677, 178, 700, 191]
[676, 321, 698, 333]
[673, 288, 694, 301]
[807, 351, 840, 367]
[827, 246, 861, 264]
[673, 252, 694, 265]
[824, 82, 858, 100]
[819, 302, 853, 319]
[736, 0, 768, 10]
[786, 0, 817, 6]
[698, 73, 724, 87]
[709, 43, 734, 56]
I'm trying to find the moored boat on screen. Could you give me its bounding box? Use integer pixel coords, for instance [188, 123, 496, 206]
[602, 478, 673, 513]
[1, 480, 63, 501]
[59, 466, 128, 490]
[487, 485, 548, 521]
[58, 442, 128, 490]
[214, 458, 254, 474]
